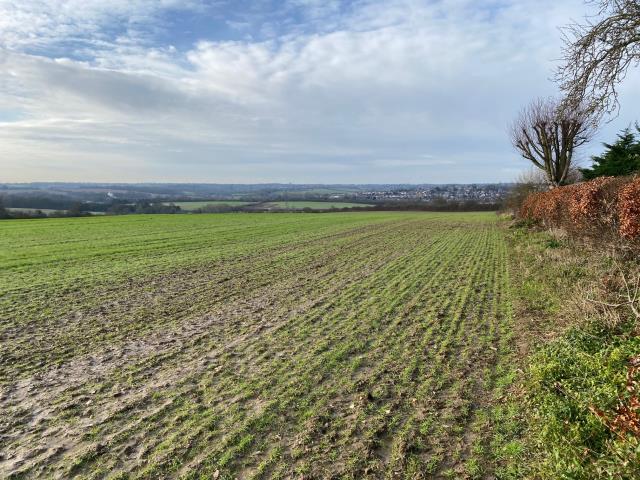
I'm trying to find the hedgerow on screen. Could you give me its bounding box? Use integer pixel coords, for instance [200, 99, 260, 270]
[619, 178, 640, 239]
[520, 175, 640, 245]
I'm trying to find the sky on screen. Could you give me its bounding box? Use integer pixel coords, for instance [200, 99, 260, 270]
[1, 0, 639, 184]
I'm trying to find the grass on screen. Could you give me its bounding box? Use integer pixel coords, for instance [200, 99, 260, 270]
[0, 211, 516, 478]
[504, 224, 640, 479]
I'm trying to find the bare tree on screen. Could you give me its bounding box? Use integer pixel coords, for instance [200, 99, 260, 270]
[510, 98, 596, 188]
[558, 0, 640, 116]
[517, 167, 550, 188]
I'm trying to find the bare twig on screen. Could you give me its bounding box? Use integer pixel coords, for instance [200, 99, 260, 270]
[557, 0, 640, 117]
[587, 263, 640, 320]
[585, 297, 629, 309]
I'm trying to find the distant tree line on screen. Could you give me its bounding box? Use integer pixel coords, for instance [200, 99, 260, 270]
[163, 201, 501, 214]
[0, 199, 93, 219]
[364, 200, 501, 212]
[106, 202, 182, 215]
[279, 200, 500, 213]
[0, 197, 501, 220]
[0, 195, 87, 211]
[0, 200, 9, 219]
[0, 198, 184, 219]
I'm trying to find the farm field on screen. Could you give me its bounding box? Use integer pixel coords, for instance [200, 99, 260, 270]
[264, 201, 372, 210]
[162, 201, 252, 210]
[165, 201, 373, 211]
[0, 212, 513, 479]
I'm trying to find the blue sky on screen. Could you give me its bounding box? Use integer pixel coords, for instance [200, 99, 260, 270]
[1, 0, 639, 183]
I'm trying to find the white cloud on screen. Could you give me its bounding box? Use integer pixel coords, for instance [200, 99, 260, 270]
[1, 0, 638, 183]
[0, 0, 204, 51]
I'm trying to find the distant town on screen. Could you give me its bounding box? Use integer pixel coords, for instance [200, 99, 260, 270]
[339, 184, 510, 204]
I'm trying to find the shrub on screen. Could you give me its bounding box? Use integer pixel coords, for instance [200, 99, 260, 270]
[520, 175, 640, 246]
[619, 178, 640, 240]
[568, 177, 626, 236]
[527, 319, 640, 479]
[581, 126, 640, 180]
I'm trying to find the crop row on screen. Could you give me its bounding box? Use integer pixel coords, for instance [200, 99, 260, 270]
[0, 212, 509, 479]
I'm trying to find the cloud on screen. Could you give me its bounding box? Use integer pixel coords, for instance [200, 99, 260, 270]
[1, 0, 638, 183]
[0, 0, 205, 52]
[370, 158, 456, 168]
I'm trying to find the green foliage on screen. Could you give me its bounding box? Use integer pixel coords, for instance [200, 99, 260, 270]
[507, 226, 640, 478]
[527, 320, 640, 479]
[581, 126, 640, 180]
